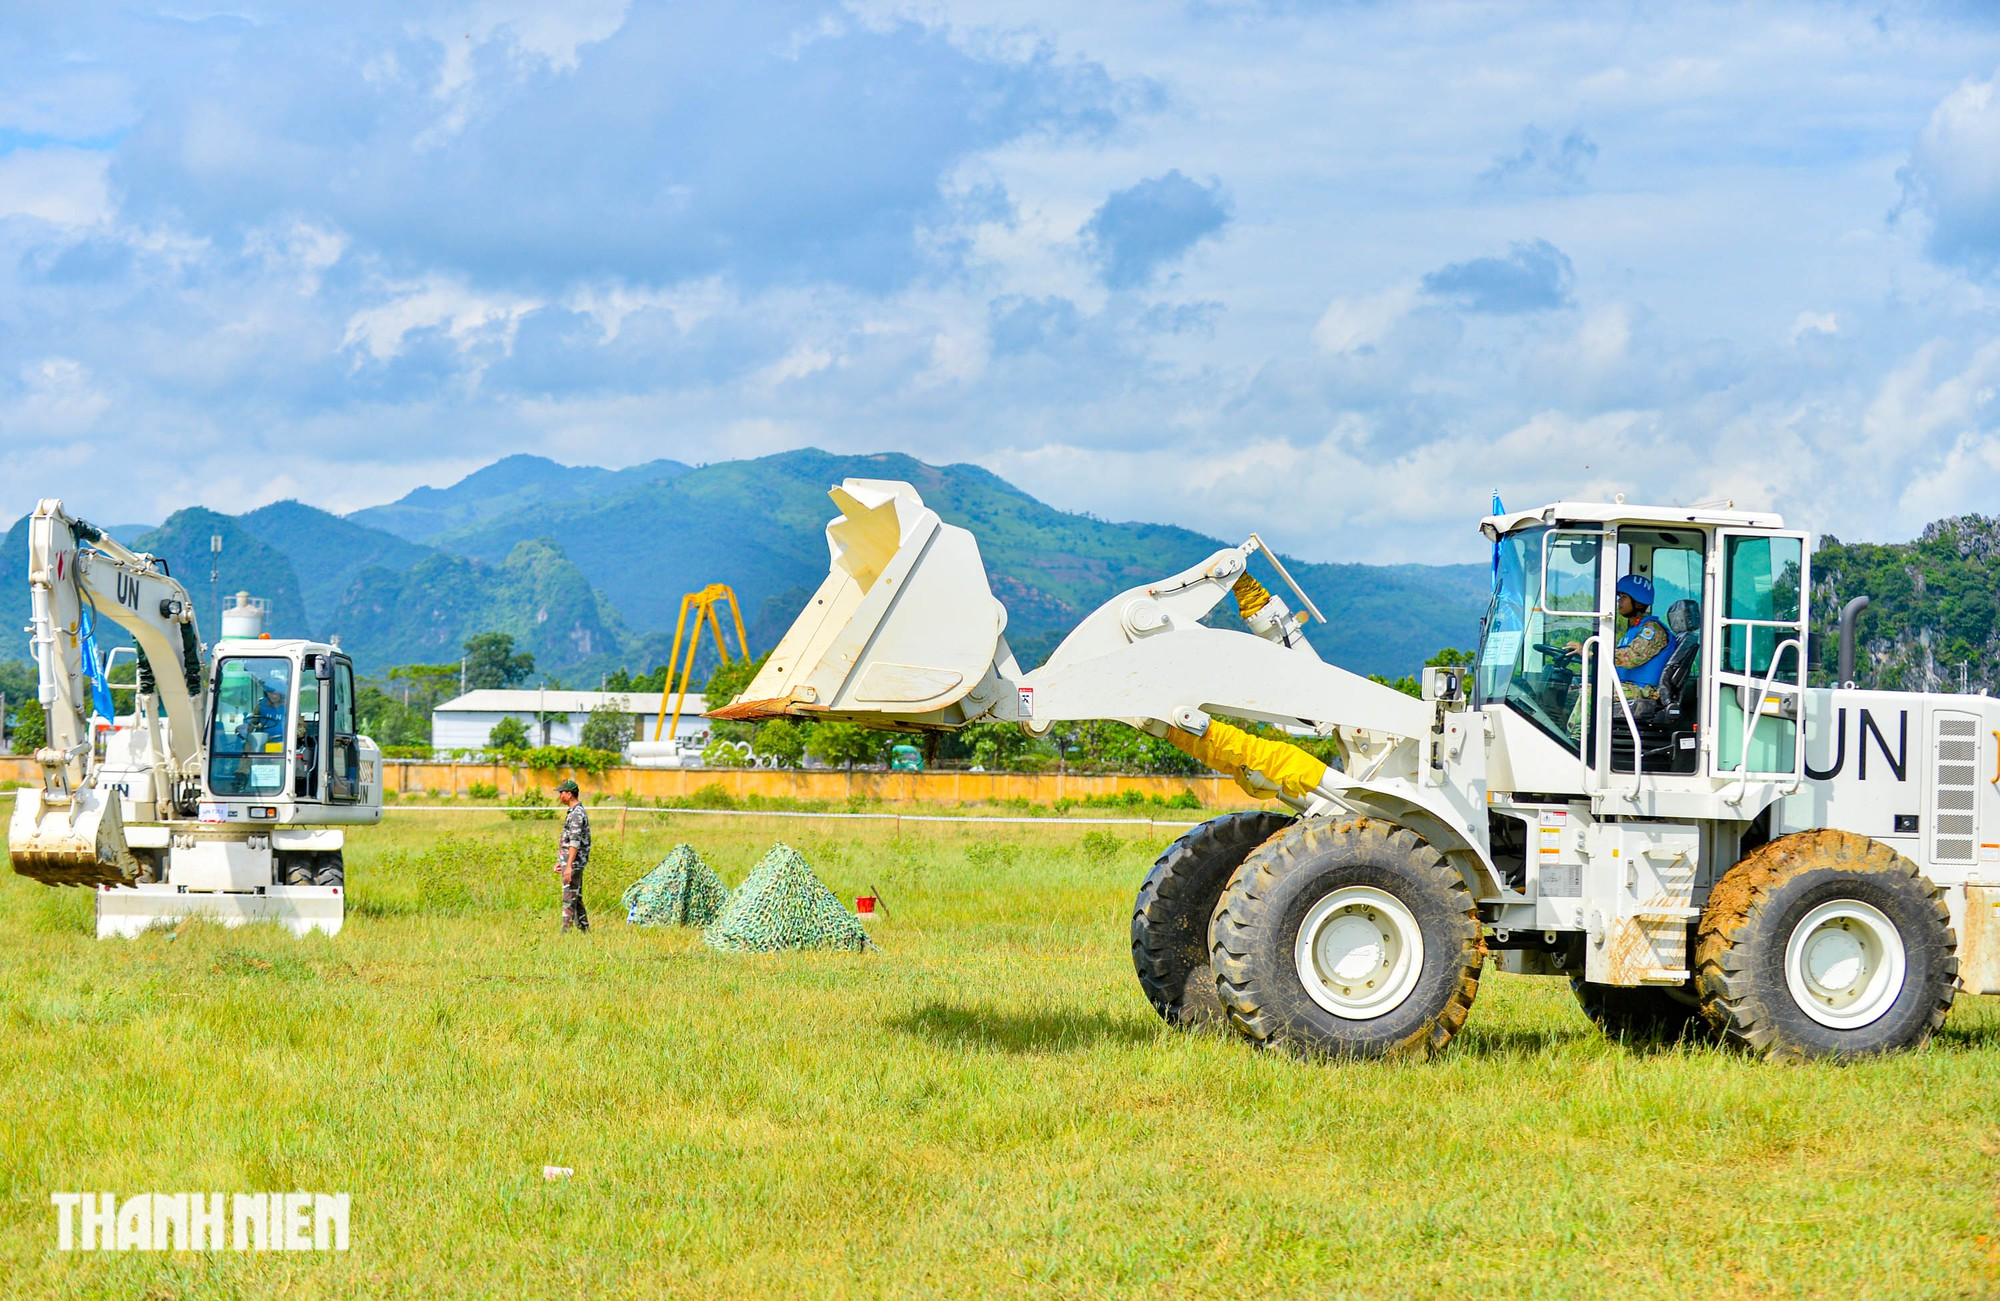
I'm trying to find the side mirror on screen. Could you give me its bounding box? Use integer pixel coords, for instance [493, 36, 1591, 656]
[314, 656, 334, 681]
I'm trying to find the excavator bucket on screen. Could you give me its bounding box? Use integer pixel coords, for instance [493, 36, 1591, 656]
[710, 479, 1014, 729]
[9, 782, 138, 887]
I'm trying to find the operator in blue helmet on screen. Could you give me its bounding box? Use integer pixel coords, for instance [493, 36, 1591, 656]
[1564, 573, 1675, 738]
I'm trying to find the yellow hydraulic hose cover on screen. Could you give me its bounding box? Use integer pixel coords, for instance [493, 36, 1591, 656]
[1231, 571, 1272, 619]
[1168, 719, 1328, 800]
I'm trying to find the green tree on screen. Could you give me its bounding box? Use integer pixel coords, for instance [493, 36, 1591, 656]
[487, 715, 530, 752]
[700, 651, 770, 708]
[756, 717, 807, 767]
[804, 720, 890, 769]
[1370, 646, 1474, 698]
[1050, 720, 1201, 775]
[962, 721, 1054, 772]
[11, 698, 46, 753]
[386, 663, 460, 710]
[356, 684, 429, 748]
[463, 632, 535, 691]
[579, 699, 634, 753]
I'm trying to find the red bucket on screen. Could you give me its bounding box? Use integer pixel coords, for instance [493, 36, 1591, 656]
[856, 895, 877, 915]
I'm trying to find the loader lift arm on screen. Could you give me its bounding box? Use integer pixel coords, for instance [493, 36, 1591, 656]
[711, 479, 1435, 800]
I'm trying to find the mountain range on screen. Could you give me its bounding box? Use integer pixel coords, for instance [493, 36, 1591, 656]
[1, 450, 1493, 683]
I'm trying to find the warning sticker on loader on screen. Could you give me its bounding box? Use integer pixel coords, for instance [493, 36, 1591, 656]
[1017, 687, 1034, 719]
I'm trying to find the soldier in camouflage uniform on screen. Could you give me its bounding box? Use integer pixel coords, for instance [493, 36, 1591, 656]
[554, 779, 591, 933]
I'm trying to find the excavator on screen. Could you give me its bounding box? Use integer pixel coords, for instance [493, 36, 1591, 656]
[717, 479, 1999, 1061]
[10, 500, 382, 936]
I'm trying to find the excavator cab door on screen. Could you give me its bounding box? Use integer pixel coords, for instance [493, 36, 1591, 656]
[294, 657, 323, 799]
[326, 656, 360, 803]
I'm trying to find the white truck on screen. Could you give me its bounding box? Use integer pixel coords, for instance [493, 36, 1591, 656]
[11, 500, 382, 936]
[716, 479, 1998, 1060]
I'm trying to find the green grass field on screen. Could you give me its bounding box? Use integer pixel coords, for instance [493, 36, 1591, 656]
[4, 809, 1998, 1299]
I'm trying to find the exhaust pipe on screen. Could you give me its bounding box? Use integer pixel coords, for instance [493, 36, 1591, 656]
[1836, 595, 1869, 689]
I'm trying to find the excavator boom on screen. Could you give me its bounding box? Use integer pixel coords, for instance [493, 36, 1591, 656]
[14, 499, 208, 885]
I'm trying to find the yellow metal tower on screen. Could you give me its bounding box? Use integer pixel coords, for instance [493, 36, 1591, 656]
[653, 584, 751, 742]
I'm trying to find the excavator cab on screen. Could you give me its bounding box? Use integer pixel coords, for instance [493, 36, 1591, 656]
[204, 646, 363, 809]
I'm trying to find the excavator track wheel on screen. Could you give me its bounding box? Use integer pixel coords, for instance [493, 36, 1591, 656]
[1696, 829, 1957, 1061]
[1131, 810, 1292, 1026]
[1210, 816, 1483, 1059]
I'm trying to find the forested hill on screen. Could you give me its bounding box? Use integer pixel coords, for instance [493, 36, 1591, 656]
[0, 450, 1491, 682]
[1814, 516, 2000, 691]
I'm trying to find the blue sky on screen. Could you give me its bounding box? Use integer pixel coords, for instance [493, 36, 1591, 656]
[6, 1, 2000, 564]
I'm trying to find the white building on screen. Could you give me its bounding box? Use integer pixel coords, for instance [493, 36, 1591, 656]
[430, 690, 712, 753]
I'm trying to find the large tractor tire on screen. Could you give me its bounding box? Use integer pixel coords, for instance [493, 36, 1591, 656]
[278, 854, 314, 886]
[313, 852, 345, 889]
[1211, 816, 1484, 1059]
[1696, 829, 1957, 1061]
[1132, 810, 1292, 1025]
[1569, 976, 1713, 1045]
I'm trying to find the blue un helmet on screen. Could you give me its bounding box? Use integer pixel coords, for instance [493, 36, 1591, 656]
[1615, 574, 1655, 608]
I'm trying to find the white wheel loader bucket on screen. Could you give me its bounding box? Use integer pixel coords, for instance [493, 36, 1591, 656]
[10, 783, 138, 887]
[711, 479, 1016, 729]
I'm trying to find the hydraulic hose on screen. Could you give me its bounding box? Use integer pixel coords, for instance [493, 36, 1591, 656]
[1167, 718, 1329, 799]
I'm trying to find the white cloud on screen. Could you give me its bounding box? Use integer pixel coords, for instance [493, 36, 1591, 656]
[1789, 310, 1838, 341]
[0, 149, 110, 225]
[1312, 284, 1419, 355]
[342, 280, 542, 363]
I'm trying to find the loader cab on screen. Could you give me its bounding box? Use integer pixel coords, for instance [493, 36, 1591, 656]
[205, 643, 362, 808]
[1472, 503, 1810, 794]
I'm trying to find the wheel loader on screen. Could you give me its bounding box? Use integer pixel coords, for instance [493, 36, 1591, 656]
[10, 501, 382, 936]
[715, 479, 1998, 1060]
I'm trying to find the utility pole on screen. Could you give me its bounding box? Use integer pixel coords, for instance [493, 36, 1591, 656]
[460, 654, 467, 696]
[209, 533, 222, 634]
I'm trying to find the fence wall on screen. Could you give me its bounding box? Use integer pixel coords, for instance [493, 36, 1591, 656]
[380, 760, 1243, 805]
[0, 756, 1244, 805]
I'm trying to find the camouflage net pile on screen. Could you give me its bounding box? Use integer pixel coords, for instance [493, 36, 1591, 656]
[621, 845, 730, 928]
[702, 842, 871, 953]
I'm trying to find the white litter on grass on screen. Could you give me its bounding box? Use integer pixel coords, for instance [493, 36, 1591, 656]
[542, 1166, 574, 1181]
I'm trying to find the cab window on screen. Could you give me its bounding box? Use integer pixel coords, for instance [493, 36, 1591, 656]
[1473, 526, 1602, 750]
[208, 656, 292, 797]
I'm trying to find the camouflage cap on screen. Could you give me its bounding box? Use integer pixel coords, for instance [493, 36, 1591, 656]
[555, 779, 580, 795]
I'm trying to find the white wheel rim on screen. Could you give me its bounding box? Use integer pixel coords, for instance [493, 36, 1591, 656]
[1783, 899, 1906, 1030]
[1294, 886, 1425, 1020]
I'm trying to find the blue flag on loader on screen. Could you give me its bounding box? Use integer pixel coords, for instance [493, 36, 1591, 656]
[1489, 489, 1505, 595]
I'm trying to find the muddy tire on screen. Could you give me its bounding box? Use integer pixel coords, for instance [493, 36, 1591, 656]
[1696, 829, 1957, 1061]
[1211, 816, 1484, 1059]
[1132, 810, 1292, 1025]
[312, 852, 345, 889]
[1570, 977, 1712, 1044]
[279, 854, 314, 886]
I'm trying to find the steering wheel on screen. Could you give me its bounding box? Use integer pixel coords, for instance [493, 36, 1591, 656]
[1533, 642, 1581, 661]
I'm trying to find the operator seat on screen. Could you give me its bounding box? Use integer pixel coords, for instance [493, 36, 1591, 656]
[1651, 599, 1701, 721]
[1620, 599, 1702, 773]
